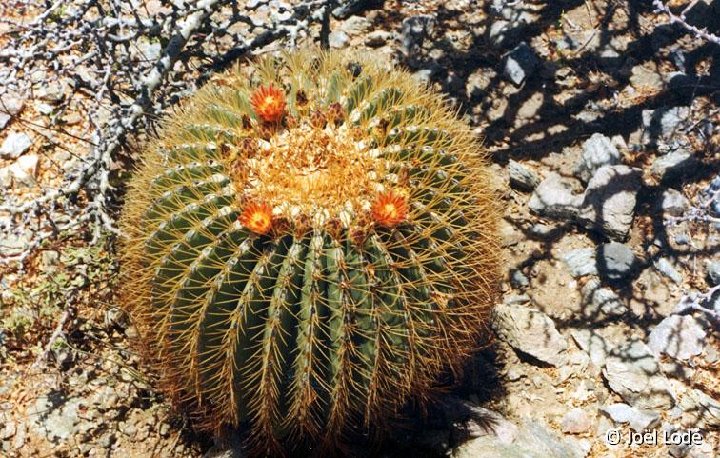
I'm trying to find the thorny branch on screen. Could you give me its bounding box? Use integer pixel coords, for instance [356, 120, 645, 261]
[674, 283, 720, 322]
[653, 0, 720, 46]
[0, 0, 350, 268]
[666, 177, 720, 323]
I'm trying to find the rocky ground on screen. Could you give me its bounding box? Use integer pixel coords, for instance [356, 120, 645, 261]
[1, 1, 719, 457]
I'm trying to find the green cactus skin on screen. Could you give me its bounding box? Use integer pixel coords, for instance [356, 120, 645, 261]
[120, 49, 501, 456]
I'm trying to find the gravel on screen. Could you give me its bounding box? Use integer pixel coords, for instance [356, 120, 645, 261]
[3, 3, 720, 456]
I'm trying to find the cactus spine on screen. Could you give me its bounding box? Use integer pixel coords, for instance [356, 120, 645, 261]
[120, 49, 501, 455]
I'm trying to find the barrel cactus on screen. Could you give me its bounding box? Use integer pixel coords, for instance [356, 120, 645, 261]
[120, 49, 501, 455]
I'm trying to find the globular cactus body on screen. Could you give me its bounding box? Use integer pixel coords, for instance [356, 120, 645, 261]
[120, 49, 501, 455]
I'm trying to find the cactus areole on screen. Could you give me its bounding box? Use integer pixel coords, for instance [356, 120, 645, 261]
[120, 49, 501, 455]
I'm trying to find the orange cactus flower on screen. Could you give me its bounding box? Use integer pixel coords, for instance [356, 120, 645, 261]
[239, 201, 274, 235]
[250, 85, 286, 123]
[371, 189, 409, 228]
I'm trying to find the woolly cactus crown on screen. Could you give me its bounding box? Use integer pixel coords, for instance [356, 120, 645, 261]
[120, 48, 501, 455]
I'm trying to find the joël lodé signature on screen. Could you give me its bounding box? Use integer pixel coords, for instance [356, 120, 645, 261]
[605, 428, 705, 447]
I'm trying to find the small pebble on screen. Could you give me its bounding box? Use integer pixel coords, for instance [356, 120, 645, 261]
[561, 408, 592, 434]
[654, 257, 683, 284]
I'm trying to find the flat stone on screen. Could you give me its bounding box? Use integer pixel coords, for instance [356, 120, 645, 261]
[340, 15, 371, 34]
[528, 172, 582, 219]
[0, 232, 30, 258]
[133, 37, 161, 62]
[580, 278, 627, 318]
[574, 133, 620, 183]
[598, 242, 636, 282]
[630, 65, 664, 91]
[401, 14, 435, 55]
[577, 165, 642, 242]
[365, 30, 392, 48]
[503, 294, 530, 305]
[62, 113, 83, 126]
[0, 166, 11, 187]
[651, 150, 698, 182]
[510, 269, 529, 288]
[37, 81, 66, 103]
[488, 20, 511, 48]
[562, 248, 597, 278]
[570, 329, 609, 368]
[528, 166, 640, 242]
[28, 394, 82, 441]
[8, 154, 39, 187]
[412, 69, 434, 86]
[705, 345, 719, 364]
[0, 112, 10, 130]
[466, 68, 496, 99]
[503, 42, 540, 86]
[528, 223, 557, 238]
[41, 250, 60, 268]
[508, 160, 540, 191]
[37, 103, 54, 115]
[660, 189, 689, 217]
[600, 403, 660, 431]
[492, 303, 568, 367]
[642, 106, 690, 146]
[603, 341, 675, 410]
[443, 399, 518, 442]
[0, 96, 24, 130]
[1, 421, 15, 440]
[331, 0, 384, 19]
[679, 388, 720, 428]
[708, 260, 720, 286]
[453, 421, 585, 458]
[11, 424, 25, 451]
[0, 131, 32, 159]
[648, 315, 706, 361]
[328, 30, 350, 49]
[654, 257, 683, 284]
[561, 408, 592, 434]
